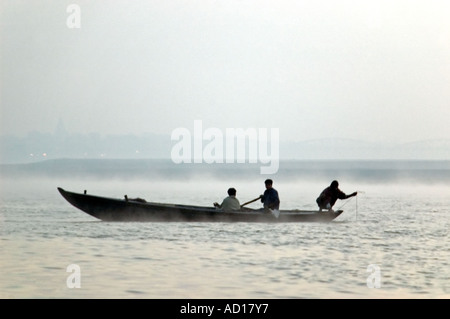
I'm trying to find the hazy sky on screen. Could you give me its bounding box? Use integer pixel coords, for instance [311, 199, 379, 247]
[1, 0, 449, 143]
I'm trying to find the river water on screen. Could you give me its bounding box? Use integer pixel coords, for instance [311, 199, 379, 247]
[0, 160, 449, 299]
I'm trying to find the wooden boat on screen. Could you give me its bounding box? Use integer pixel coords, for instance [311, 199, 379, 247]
[57, 187, 343, 222]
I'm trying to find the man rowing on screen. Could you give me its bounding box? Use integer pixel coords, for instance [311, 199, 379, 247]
[260, 179, 280, 211]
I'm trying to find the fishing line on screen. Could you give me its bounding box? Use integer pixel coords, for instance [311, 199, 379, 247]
[336, 196, 355, 210]
[355, 190, 365, 221]
[336, 190, 365, 221]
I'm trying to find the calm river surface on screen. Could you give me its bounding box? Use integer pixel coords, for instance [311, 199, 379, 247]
[1, 160, 449, 298]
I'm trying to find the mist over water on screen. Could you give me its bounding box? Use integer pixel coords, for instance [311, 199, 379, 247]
[0, 160, 449, 298]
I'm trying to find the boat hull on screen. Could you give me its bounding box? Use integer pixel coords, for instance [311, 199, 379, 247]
[57, 187, 343, 222]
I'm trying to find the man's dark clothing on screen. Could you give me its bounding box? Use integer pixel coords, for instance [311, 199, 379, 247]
[316, 186, 347, 209]
[261, 188, 280, 210]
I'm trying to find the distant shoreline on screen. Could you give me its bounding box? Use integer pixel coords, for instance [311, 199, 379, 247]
[1, 158, 450, 183]
[2, 133, 450, 164]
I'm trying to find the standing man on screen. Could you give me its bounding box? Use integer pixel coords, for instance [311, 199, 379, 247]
[316, 180, 357, 212]
[260, 179, 280, 211]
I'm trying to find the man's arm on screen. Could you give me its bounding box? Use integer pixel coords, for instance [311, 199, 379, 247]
[342, 191, 358, 199]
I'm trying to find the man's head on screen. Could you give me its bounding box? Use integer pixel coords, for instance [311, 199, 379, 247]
[330, 180, 339, 189]
[265, 179, 273, 189]
[228, 188, 237, 196]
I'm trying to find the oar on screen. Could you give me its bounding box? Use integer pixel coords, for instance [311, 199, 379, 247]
[240, 196, 261, 208]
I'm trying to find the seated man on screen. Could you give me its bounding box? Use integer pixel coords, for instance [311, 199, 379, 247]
[214, 188, 241, 212]
[260, 179, 280, 211]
